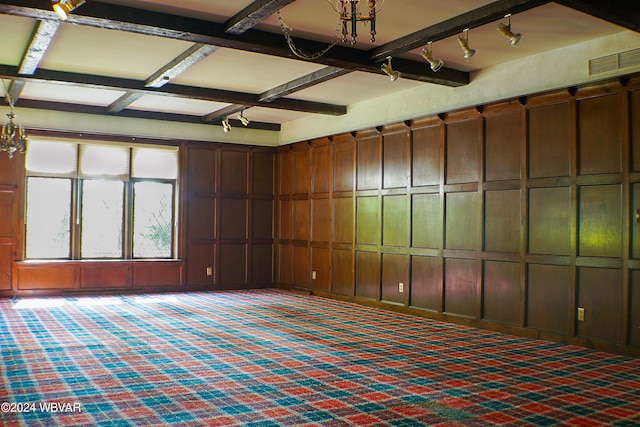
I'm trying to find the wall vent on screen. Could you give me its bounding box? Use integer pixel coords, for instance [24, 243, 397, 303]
[589, 48, 640, 75]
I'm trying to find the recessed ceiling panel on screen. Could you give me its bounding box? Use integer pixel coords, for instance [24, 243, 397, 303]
[0, 15, 37, 66]
[20, 82, 124, 106]
[39, 24, 194, 80]
[173, 48, 327, 94]
[128, 94, 229, 116]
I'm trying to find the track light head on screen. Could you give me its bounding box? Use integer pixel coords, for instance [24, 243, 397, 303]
[52, 0, 86, 20]
[420, 44, 444, 72]
[381, 56, 401, 82]
[497, 21, 522, 46]
[457, 30, 476, 61]
[222, 117, 231, 133]
[238, 111, 250, 127]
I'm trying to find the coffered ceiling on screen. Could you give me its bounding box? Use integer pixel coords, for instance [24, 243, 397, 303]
[0, 0, 638, 143]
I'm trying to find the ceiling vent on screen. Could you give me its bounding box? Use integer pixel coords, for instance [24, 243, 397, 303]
[589, 48, 640, 75]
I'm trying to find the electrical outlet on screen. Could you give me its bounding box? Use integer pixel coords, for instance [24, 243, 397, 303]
[312, 270, 317, 280]
[577, 307, 585, 321]
[399, 282, 404, 293]
[206, 267, 213, 276]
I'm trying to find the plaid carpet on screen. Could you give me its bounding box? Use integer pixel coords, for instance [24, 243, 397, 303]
[1, 289, 639, 426]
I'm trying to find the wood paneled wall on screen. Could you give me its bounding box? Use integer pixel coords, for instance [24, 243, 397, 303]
[276, 75, 640, 357]
[185, 144, 275, 290]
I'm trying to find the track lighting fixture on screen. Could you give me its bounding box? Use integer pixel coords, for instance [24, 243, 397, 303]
[497, 14, 522, 46]
[238, 111, 250, 127]
[420, 42, 444, 72]
[51, 0, 86, 20]
[381, 56, 401, 82]
[457, 29, 476, 61]
[222, 117, 231, 133]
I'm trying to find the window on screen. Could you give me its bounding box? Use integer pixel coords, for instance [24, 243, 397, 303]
[25, 139, 179, 260]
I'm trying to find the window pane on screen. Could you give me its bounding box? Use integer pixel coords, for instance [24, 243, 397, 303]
[26, 177, 71, 259]
[81, 180, 124, 258]
[132, 147, 178, 179]
[80, 145, 130, 179]
[26, 141, 78, 177]
[133, 182, 173, 258]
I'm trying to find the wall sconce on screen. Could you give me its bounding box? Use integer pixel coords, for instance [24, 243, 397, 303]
[421, 42, 444, 72]
[497, 14, 522, 46]
[52, 0, 86, 20]
[457, 29, 476, 61]
[381, 56, 401, 82]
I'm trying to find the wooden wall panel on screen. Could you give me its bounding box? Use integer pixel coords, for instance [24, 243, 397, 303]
[357, 134, 380, 190]
[251, 244, 273, 284]
[383, 130, 408, 189]
[187, 196, 215, 240]
[577, 267, 622, 344]
[444, 258, 477, 317]
[356, 196, 380, 246]
[253, 152, 274, 196]
[311, 247, 330, 292]
[527, 264, 570, 334]
[630, 270, 640, 346]
[219, 244, 247, 284]
[579, 184, 622, 258]
[355, 251, 379, 300]
[252, 199, 273, 240]
[220, 150, 248, 194]
[528, 187, 571, 255]
[483, 261, 520, 325]
[632, 183, 640, 259]
[186, 243, 215, 287]
[81, 264, 128, 288]
[0, 190, 13, 238]
[279, 149, 292, 196]
[0, 243, 12, 290]
[485, 112, 522, 182]
[133, 262, 183, 288]
[292, 245, 310, 289]
[410, 256, 441, 311]
[578, 94, 622, 175]
[381, 253, 407, 304]
[412, 125, 441, 187]
[292, 199, 310, 242]
[332, 249, 353, 296]
[528, 102, 571, 178]
[446, 119, 479, 184]
[445, 192, 478, 251]
[293, 148, 310, 194]
[18, 264, 77, 289]
[279, 199, 291, 240]
[278, 243, 291, 286]
[312, 198, 331, 243]
[0, 154, 16, 185]
[383, 195, 407, 247]
[188, 147, 216, 194]
[219, 198, 247, 240]
[631, 89, 640, 172]
[312, 144, 331, 194]
[411, 194, 441, 249]
[484, 190, 520, 253]
[333, 139, 355, 192]
[333, 197, 353, 244]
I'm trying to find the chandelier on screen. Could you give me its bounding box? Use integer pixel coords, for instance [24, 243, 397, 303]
[1, 80, 27, 159]
[278, 0, 386, 60]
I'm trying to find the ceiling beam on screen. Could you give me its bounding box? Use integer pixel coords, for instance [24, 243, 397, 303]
[0, 64, 347, 116]
[0, 0, 469, 86]
[224, 0, 297, 35]
[258, 66, 352, 102]
[107, 92, 144, 113]
[145, 43, 218, 88]
[203, 104, 246, 123]
[368, 0, 552, 62]
[554, 0, 640, 33]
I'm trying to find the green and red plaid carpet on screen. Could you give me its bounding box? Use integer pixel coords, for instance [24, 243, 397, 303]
[1, 289, 639, 426]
